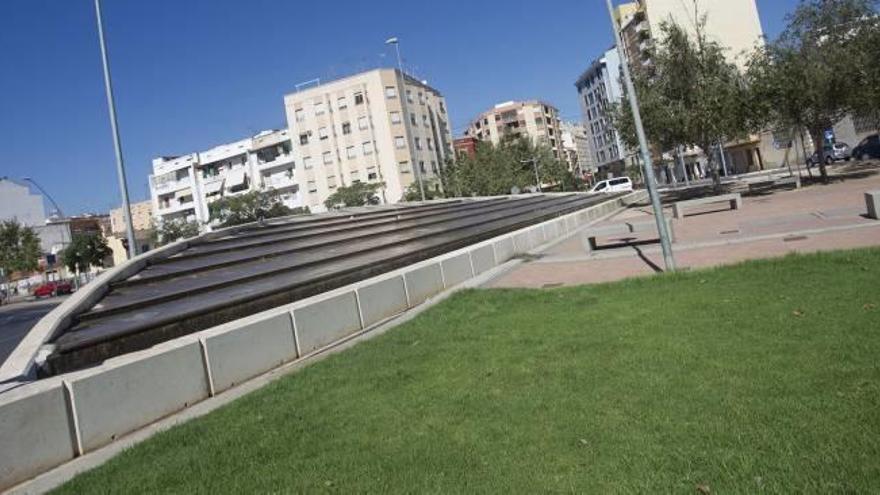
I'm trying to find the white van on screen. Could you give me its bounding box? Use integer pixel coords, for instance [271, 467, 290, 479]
[590, 177, 633, 193]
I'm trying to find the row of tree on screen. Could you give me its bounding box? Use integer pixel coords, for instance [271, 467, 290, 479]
[612, 0, 879, 186]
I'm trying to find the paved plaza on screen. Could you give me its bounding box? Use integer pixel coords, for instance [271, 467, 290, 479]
[490, 163, 880, 288]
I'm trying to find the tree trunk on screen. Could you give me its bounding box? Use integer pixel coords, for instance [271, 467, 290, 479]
[809, 128, 829, 183]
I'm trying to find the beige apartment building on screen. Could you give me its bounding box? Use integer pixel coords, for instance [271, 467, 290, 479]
[110, 200, 153, 235]
[283, 68, 453, 210]
[464, 101, 565, 160]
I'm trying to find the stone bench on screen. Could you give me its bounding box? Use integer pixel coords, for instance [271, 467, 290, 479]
[749, 176, 801, 193]
[867, 190, 880, 220]
[673, 193, 742, 219]
[583, 217, 675, 254]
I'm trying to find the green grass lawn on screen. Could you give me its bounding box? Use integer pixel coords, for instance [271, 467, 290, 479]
[55, 249, 880, 493]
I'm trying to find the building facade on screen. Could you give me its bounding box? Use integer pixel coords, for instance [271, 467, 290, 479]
[283, 68, 453, 211]
[559, 122, 594, 178]
[149, 129, 300, 227]
[0, 178, 46, 226]
[574, 47, 632, 178]
[453, 136, 479, 159]
[464, 101, 565, 160]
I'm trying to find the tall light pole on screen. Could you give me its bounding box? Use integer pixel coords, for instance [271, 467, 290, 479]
[22, 177, 65, 218]
[386, 37, 426, 201]
[95, 0, 138, 258]
[604, 0, 676, 271]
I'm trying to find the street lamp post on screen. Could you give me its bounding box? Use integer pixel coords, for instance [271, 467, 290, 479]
[22, 177, 65, 218]
[386, 37, 427, 202]
[604, 0, 676, 271]
[95, 0, 138, 259]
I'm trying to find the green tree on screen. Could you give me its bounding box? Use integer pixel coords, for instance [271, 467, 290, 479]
[0, 220, 41, 280]
[848, 6, 880, 132]
[442, 136, 575, 197]
[612, 17, 753, 188]
[324, 182, 384, 209]
[61, 233, 111, 275]
[402, 179, 444, 202]
[747, 0, 878, 182]
[152, 219, 201, 246]
[209, 189, 300, 227]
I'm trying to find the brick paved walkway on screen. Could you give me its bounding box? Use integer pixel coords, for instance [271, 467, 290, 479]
[490, 163, 880, 288]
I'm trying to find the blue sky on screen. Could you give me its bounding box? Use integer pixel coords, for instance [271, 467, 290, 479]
[0, 0, 800, 214]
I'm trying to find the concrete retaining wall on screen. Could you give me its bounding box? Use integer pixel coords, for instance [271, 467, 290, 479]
[0, 191, 644, 492]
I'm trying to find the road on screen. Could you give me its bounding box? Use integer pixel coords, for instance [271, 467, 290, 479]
[0, 299, 63, 367]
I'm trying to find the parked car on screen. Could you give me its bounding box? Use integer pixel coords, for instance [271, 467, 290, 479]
[32, 281, 73, 298]
[590, 177, 634, 193]
[807, 142, 851, 167]
[852, 134, 880, 162]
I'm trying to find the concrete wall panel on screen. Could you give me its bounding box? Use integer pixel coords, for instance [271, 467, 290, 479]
[0, 383, 76, 491]
[358, 276, 408, 327]
[493, 237, 515, 263]
[404, 264, 444, 306]
[513, 231, 532, 253]
[204, 313, 297, 394]
[441, 253, 474, 288]
[471, 245, 496, 274]
[293, 292, 362, 355]
[70, 341, 209, 452]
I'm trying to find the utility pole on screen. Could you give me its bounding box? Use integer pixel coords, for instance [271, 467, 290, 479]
[604, 0, 676, 271]
[95, 0, 138, 258]
[386, 37, 426, 201]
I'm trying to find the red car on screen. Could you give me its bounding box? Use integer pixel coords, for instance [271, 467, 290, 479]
[33, 281, 73, 298]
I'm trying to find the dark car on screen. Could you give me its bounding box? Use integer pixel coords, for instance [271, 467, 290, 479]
[852, 134, 880, 161]
[32, 281, 73, 298]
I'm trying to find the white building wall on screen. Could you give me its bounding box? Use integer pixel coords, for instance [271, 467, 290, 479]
[0, 179, 46, 227]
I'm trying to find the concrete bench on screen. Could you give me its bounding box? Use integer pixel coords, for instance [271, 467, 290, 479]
[583, 217, 675, 254]
[748, 176, 801, 194]
[673, 193, 742, 219]
[867, 190, 880, 220]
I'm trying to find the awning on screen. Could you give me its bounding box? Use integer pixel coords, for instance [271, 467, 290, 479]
[175, 187, 193, 199]
[203, 180, 224, 195]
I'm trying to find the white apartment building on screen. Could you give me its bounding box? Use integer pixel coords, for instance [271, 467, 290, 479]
[559, 122, 593, 176]
[283, 68, 453, 211]
[149, 128, 300, 227]
[465, 101, 565, 160]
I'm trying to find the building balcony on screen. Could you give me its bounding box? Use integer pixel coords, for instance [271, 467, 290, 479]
[152, 177, 193, 195]
[262, 174, 298, 191]
[257, 152, 295, 171]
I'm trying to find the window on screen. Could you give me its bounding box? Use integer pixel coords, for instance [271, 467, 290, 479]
[418, 92, 425, 104]
[307, 180, 317, 193]
[419, 160, 426, 173]
[431, 161, 438, 173]
[414, 137, 422, 150]
[367, 166, 378, 180]
[299, 133, 309, 145]
[399, 161, 410, 174]
[406, 90, 413, 103]
[390, 111, 402, 124]
[354, 92, 365, 105]
[358, 116, 369, 130]
[314, 101, 326, 115]
[362, 141, 373, 155]
[410, 113, 417, 126]
[385, 86, 398, 99]
[346, 146, 356, 159]
[322, 151, 333, 165]
[422, 114, 429, 127]
[427, 138, 433, 150]
[303, 156, 313, 169]
[337, 96, 347, 110]
[342, 122, 351, 135]
[439, 101, 446, 113]
[394, 136, 406, 149]
[294, 108, 305, 122]
[350, 169, 360, 182]
[327, 175, 337, 188]
[318, 126, 329, 140]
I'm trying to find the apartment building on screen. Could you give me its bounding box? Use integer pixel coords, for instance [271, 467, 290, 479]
[559, 122, 593, 177]
[574, 47, 633, 178]
[283, 68, 453, 210]
[464, 101, 565, 160]
[149, 128, 300, 227]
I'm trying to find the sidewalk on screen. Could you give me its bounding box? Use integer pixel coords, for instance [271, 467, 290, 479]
[489, 163, 880, 288]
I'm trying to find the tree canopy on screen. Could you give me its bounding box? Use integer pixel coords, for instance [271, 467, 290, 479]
[441, 136, 576, 197]
[324, 182, 384, 209]
[153, 218, 201, 246]
[209, 190, 304, 227]
[61, 233, 111, 274]
[0, 220, 41, 279]
[746, 0, 879, 181]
